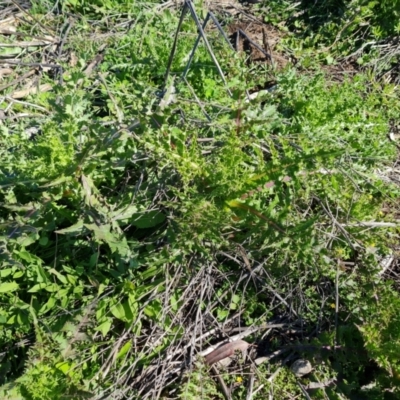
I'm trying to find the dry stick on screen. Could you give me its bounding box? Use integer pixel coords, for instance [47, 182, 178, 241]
[267, 367, 282, 383]
[98, 73, 123, 124]
[254, 348, 289, 366]
[264, 282, 299, 318]
[208, 11, 235, 50]
[297, 382, 312, 400]
[182, 76, 211, 121]
[99, 329, 131, 380]
[0, 39, 57, 47]
[245, 365, 255, 400]
[305, 379, 336, 390]
[211, 365, 232, 400]
[57, 17, 74, 58]
[2, 112, 43, 119]
[154, 268, 203, 399]
[10, 0, 56, 35]
[83, 45, 107, 77]
[163, 1, 188, 89]
[336, 221, 399, 228]
[181, 11, 209, 80]
[315, 195, 358, 251]
[335, 260, 340, 349]
[237, 29, 272, 61]
[135, 270, 210, 385]
[192, 312, 242, 344]
[0, 69, 36, 92]
[2, 60, 62, 70]
[3, 60, 63, 85]
[236, 243, 258, 289]
[199, 323, 287, 357]
[5, 96, 49, 112]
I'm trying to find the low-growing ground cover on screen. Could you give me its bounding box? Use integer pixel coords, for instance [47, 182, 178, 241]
[0, 0, 400, 399]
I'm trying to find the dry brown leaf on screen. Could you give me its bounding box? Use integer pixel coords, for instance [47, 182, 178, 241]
[69, 52, 78, 67]
[204, 340, 250, 365]
[0, 26, 17, 34]
[11, 83, 52, 99]
[0, 15, 20, 29]
[0, 68, 13, 78]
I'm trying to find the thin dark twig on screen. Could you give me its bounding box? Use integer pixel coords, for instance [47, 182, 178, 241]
[182, 12, 211, 80]
[209, 11, 235, 51]
[335, 260, 340, 348]
[238, 29, 272, 60]
[163, 1, 188, 89]
[10, 0, 56, 35]
[57, 17, 74, 58]
[186, 0, 232, 96]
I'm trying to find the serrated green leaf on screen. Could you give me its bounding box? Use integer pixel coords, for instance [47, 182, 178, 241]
[55, 219, 84, 234]
[291, 216, 318, 232]
[110, 205, 138, 221]
[40, 176, 72, 188]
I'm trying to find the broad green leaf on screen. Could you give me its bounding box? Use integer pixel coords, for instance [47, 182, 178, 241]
[35, 264, 50, 283]
[0, 268, 13, 278]
[28, 283, 48, 293]
[96, 299, 108, 320]
[15, 250, 41, 264]
[132, 211, 165, 228]
[55, 361, 72, 374]
[170, 292, 180, 312]
[111, 301, 135, 323]
[66, 274, 77, 285]
[117, 341, 132, 360]
[217, 309, 229, 321]
[39, 296, 56, 314]
[16, 313, 27, 327]
[48, 268, 68, 284]
[0, 282, 19, 293]
[39, 236, 49, 246]
[17, 234, 38, 247]
[97, 319, 112, 337]
[291, 216, 319, 232]
[110, 302, 126, 321]
[140, 265, 159, 280]
[144, 300, 162, 319]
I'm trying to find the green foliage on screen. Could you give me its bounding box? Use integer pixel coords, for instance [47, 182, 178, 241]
[178, 361, 224, 400]
[1, 0, 400, 398]
[358, 282, 400, 390]
[263, 0, 400, 64]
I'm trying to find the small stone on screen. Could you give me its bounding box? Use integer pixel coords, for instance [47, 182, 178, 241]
[290, 359, 312, 377]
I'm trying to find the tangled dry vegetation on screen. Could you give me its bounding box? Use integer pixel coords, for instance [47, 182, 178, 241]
[1, 0, 400, 399]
